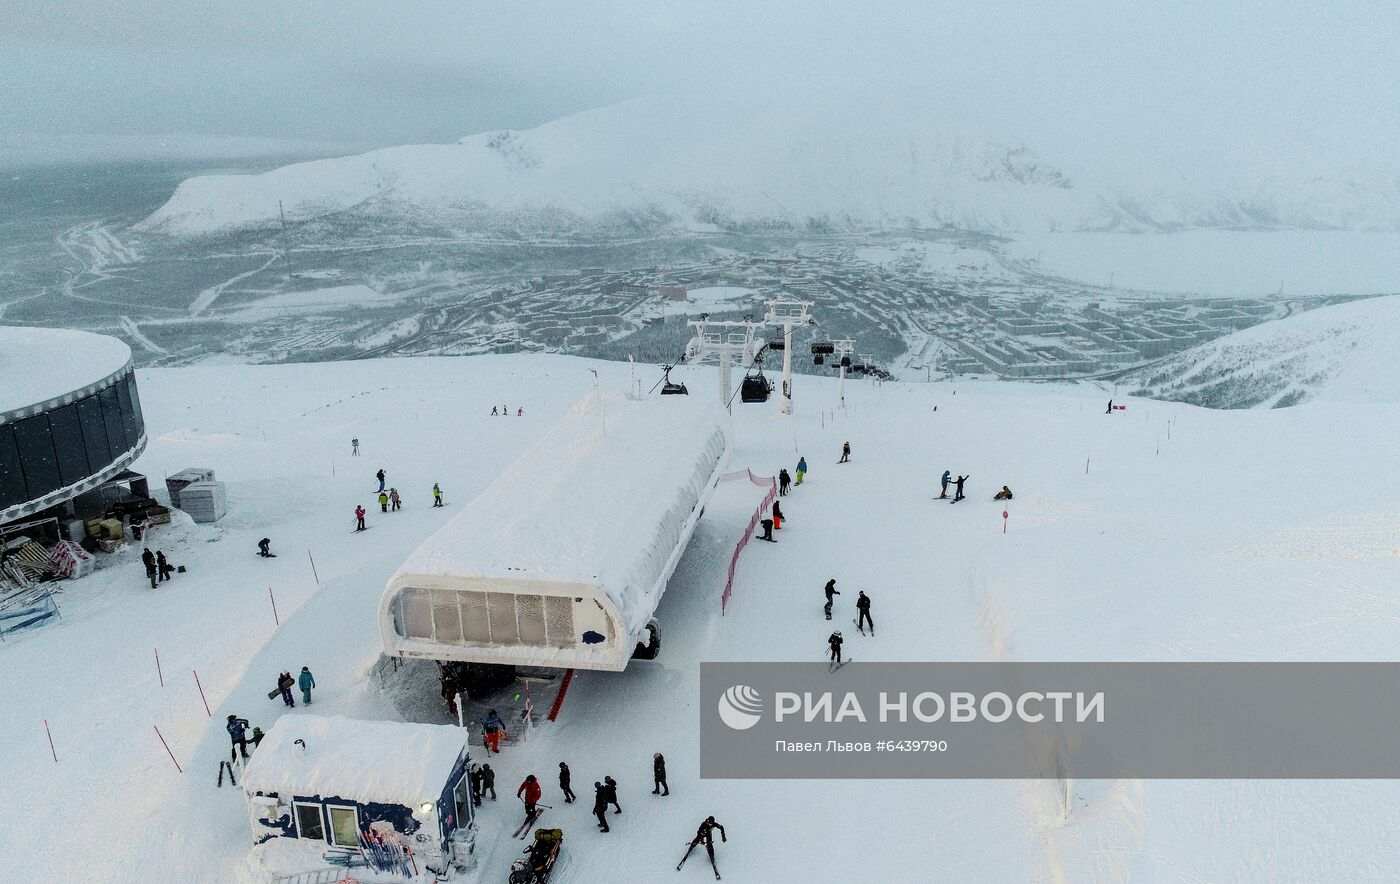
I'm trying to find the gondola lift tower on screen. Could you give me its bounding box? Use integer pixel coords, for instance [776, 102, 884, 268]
[684, 314, 766, 410]
[763, 297, 814, 415]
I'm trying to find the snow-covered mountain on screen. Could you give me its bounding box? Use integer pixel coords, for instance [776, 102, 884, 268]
[1124, 294, 1400, 408]
[136, 96, 1400, 239]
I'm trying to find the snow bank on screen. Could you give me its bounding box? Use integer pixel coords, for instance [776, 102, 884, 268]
[0, 325, 132, 415]
[241, 714, 467, 808]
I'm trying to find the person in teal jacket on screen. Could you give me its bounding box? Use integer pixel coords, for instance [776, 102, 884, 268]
[298, 666, 316, 705]
[795, 456, 808, 485]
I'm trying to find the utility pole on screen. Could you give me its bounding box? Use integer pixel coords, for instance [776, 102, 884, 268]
[833, 339, 856, 407]
[763, 298, 814, 416]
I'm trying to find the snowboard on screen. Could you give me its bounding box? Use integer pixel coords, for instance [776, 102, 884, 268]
[255, 553, 278, 558]
[267, 688, 281, 700]
[754, 535, 776, 543]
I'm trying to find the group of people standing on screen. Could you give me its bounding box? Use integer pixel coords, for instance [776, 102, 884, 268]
[140, 547, 175, 588]
[354, 469, 445, 530]
[273, 666, 317, 707]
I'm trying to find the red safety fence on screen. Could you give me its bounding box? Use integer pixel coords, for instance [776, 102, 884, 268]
[719, 469, 778, 615]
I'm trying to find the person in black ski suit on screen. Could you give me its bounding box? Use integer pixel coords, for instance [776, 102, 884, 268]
[258, 537, 273, 557]
[559, 761, 576, 803]
[604, 775, 621, 813]
[226, 714, 251, 761]
[142, 547, 158, 588]
[757, 518, 774, 542]
[839, 441, 851, 463]
[653, 753, 669, 796]
[677, 816, 727, 877]
[824, 579, 840, 620]
[856, 591, 874, 634]
[778, 469, 791, 496]
[592, 782, 611, 832]
[828, 630, 844, 663]
[156, 550, 174, 582]
[1106, 399, 1113, 414]
[953, 474, 969, 502]
[478, 763, 496, 801]
[277, 671, 296, 707]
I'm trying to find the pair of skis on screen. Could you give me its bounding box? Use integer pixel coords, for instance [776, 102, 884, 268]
[512, 805, 551, 838]
[677, 842, 722, 879]
[853, 617, 874, 637]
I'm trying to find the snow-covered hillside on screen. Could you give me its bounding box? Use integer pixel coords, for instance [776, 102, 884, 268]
[6, 349, 1400, 882]
[1124, 294, 1400, 408]
[135, 96, 1400, 239]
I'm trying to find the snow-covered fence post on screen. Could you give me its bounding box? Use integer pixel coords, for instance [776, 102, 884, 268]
[268, 586, 280, 626]
[193, 670, 211, 717]
[44, 719, 57, 763]
[155, 648, 164, 687]
[307, 549, 320, 584]
[154, 725, 182, 773]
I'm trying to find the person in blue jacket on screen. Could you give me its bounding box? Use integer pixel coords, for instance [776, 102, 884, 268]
[226, 714, 251, 761]
[298, 666, 316, 705]
[795, 456, 808, 485]
[939, 469, 952, 499]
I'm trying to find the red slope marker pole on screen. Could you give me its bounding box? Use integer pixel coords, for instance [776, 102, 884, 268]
[193, 670, 211, 717]
[44, 719, 57, 763]
[155, 648, 164, 687]
[268, 586, 280, 626]
[154, 725, 182, 773]
[547, 669, 576, 722]
[308, 549, 320, 584]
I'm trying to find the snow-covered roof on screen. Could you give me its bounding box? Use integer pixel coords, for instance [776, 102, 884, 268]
[386, 391, 730, 655]
[0, 326, 133, 416]
[240, 715, 468, 807]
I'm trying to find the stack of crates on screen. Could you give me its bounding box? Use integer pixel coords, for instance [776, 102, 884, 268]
[165, 468, 216, 509]
[178, 481, 227, 523]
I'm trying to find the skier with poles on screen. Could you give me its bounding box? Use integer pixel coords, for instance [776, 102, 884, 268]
[824, 578, 840, 620]
[938, 469, 951, 499]
[676, 816, 727, 879]
[354, 505, 366, 531]
[653, 753, 670, 796]
[559, 762, 576, 803]
[856, 591, 874, 635]
[516, 774, 543, 827]
[432, 483, 444, 507]
[828, 630, 844, 664]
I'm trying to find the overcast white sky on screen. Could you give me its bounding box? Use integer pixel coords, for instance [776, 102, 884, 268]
[3, 1, 1397, 177]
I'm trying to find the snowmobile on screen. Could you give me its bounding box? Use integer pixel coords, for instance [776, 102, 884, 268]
[509, 828, 563, 884]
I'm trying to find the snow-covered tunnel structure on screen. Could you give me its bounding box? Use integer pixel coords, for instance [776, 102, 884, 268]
[379, 392, 732, 671]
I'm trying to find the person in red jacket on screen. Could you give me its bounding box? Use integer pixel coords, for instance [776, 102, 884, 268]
[354, 505, 366, 531]
[517, 774, 542, 825]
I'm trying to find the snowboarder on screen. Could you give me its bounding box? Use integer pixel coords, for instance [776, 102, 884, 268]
[676, 816, 727, 878]
[772, 500, 784, 529]
[1106, 399, 1113, 414]
[604, 775, 622, 813]
[142, 547, 158, 588]
[354, 505, 366, 531]
[994, 485, 1013, 500]
[491, 405, 499, 416]
[953, 474, 969, 502]
[778, 469, 791, 496]
[839, 441, 850, 463]
[351, 437, 359, 456]
[483, 709, 507, 753]
[939, 469, 951, 499]
[376, 468, 386, 492]
[277, 671, 296, 707]
[828, 630, 844, 664]
[824, 578, 840, 620]
[653, 753, 669, 796]
[257, 537, 274, 557]
[795, 456, 808, 485]
[559, 762, 576, 803]
[433, 483, 444, 507]
[298, 666, 316, 704]
[378, 491, 389, 513]
[756, 518, 775, 542]
[856, 591, 874, 635]
[389, 487, 401, 511]
[226, 714, 251, 762]
[592, 782, 611, 832]
[478, 763, 497, 801]
[517, 775, 543, 825]
[156, 550, 174, 582]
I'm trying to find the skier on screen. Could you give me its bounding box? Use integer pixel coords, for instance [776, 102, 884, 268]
[483, 709, 507, 753]
[559, 761, 576, 803]
[351, 437, 359, 456]
[517, 774, 542, 826]
[226, 714, 252, 761]
[517, 406, 524, 416]
[156, 550, 174, 582]
[491, 405, 499, 416]
[389, 487, 401, 511]
[676, 816, 727, 878]
[378, 491, 389, 513]
[953, 474, 969, 502]
[795, 456, 808, 486]
[824, 578, 840, 620]
[376, 468, 386, 492]
[756, 517, 775, 542]
[939, 469, 952, 499]
[839, 441, 850, 463]
[778, 468, 791, 496]
[478, 763, 497, 801]
[298, 666, 316, 704]
[277, 671, 296, 707]
[354, 504, 366, 531]
[604, 775, 622, 813]
[994, 485, 1013, 500]
[257, 537, 273, 557]
[653, 753, 669, 796]
[592, 782, 611, 832]
[856, 591, 874, 635]
[432, 483, 444, 507]
[772, 500, 784, 529]
[142, 547, 158, 588]
[828, 630, 844, 664]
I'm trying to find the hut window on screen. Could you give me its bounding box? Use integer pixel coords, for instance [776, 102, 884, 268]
[294, 803, 325, 841]
[327, 805, 360, 848]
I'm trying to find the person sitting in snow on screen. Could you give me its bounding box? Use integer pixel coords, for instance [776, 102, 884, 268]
[994, 485, 1013, 500]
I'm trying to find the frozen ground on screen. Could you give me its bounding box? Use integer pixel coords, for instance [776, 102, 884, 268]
[3, 348, 1399, 882]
